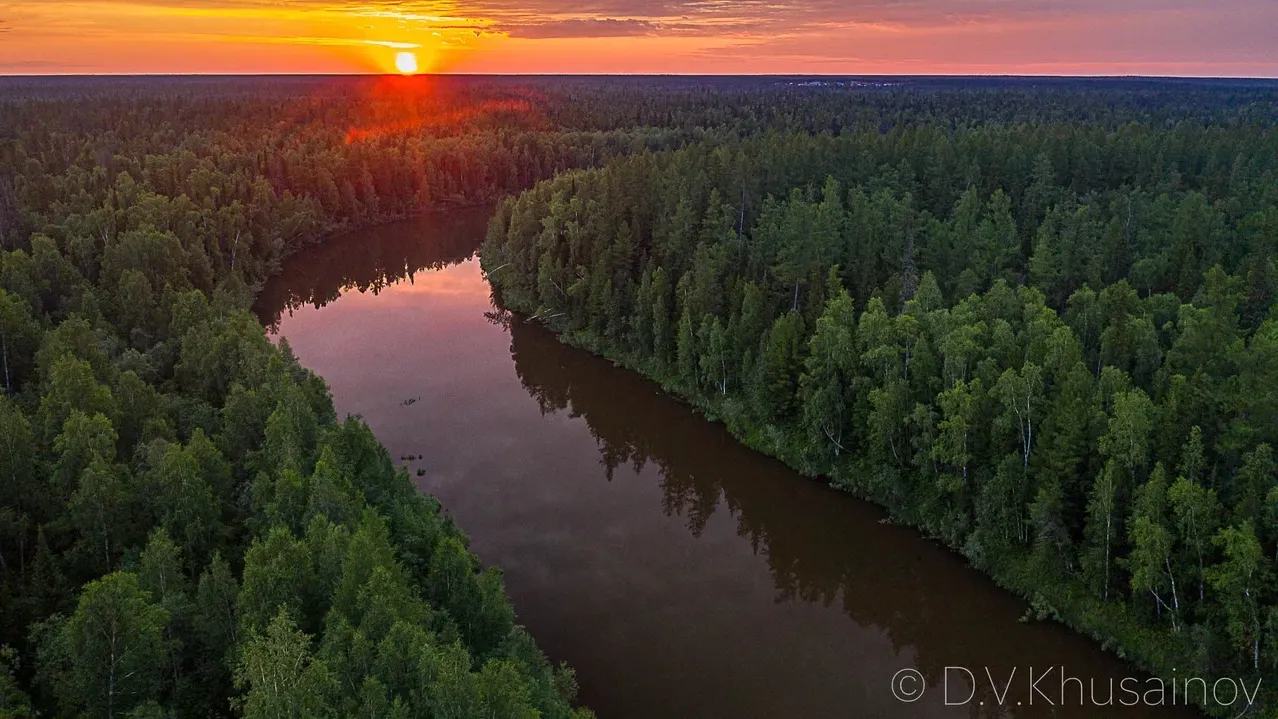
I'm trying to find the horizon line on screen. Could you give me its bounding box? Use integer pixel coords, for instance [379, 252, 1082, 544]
[4, 72, 1278, 81]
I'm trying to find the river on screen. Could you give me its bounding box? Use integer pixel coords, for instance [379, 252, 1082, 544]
[257, 208, 1199, 718]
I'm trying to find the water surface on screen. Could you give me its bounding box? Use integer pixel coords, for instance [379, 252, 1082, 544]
[259, 209, 1196, 718]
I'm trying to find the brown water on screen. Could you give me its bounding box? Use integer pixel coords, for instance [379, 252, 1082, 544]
[258, 209, 1201, 718]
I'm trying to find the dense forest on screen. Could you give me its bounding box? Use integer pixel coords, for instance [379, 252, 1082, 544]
[0, 76, 632, 717]
[481, 81, 1278, 713]
[2, 73, 1278, 716]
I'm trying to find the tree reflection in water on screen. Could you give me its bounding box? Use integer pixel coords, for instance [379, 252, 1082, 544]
[261, 209, 1194, 718]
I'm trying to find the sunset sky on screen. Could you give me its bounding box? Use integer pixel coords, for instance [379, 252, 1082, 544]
[2, 0, 1276, 76]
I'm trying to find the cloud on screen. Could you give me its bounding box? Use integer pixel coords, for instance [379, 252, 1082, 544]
[211, 33, 423, 49]
[498, 18, 659, 39]
[682, 2, 1278, 74]
[2, 0, 1276, 74]
[10, 0, 1271, 36]
[0, 59, 80, 68]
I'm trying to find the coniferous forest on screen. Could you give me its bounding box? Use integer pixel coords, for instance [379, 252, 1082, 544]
[480, 78, 1278, 713]
[1, 74, 1277, 716]
[0, 75, 638, 718]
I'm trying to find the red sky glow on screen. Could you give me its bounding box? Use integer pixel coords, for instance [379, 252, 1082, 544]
[1, 0, 1275, 75]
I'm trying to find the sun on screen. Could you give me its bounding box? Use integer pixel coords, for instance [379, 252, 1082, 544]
[394, 51, 419, 75]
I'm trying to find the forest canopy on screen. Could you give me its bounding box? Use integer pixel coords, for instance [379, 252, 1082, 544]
[1, 73, 1277, 716]
[0, 75, 636, 718]
[480, 76, 1278, 714]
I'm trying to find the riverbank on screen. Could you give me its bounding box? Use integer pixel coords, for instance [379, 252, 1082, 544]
[269, 221, 1195, 716]
[488, 302, 1220, 717]
[247, 198, 496, 298]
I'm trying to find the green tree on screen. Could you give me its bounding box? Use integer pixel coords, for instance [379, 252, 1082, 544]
[994, 362, 1044, 469]
[1179, 425, 1206, 485]
[53, 411, 117, 497]
[1207, 522, 1270, 669]
[143, 440, 222, 570]
[934, 379, 982, 483]
[1028, 476, 1073, 579]
[650, 267, 674, 367]
[233, 610, 336, 719]
[1100, 389, 1154, 482]
[0, 646, 34, 718]
[753, 312, 807, 423]
[799, 285, 857, 463]
[697, 315, 730, 395]
[67, 460, 132, 573]
[674, 304, 697, 388]
[194, 553, 239, 694]
[426, 536, 514, 661]
[138, 529, 191, 694]
[262, 384, 319, 477]
[1168, 475, 1222, 605]
[1125, 465, 1180, 629]
[38, 355, 117, 441]
[0, 289, 40, 395]
[0, 397, 39, 522]
[238, 526, 313, 636]
[1235, 444, 1276, 525]
[1083, 462, 1121, 601]
[40, 572, 171, 718]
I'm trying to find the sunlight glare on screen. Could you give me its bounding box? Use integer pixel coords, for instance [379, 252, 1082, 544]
[394, 51, 419, 75]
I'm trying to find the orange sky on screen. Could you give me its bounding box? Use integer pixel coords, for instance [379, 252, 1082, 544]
[1, 0, 1276, 76]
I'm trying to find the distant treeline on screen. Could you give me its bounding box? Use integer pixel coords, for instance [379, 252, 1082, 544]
[483, 101, 1278, 714]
